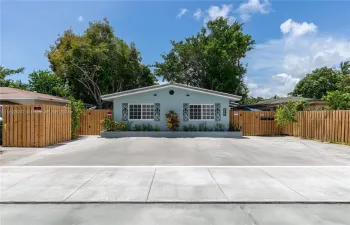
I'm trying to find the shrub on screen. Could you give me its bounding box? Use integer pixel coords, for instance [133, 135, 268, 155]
[101, 118, 116, 131]
[198, 122, 212, 131]
[275, 99, 306, 128]
[228, 123, 241, 131]
[154, 125, 160, 131]
[214, 123, 225, 131]
[142, 123, 154, 131]
[134, 124, 142, 131]
[188, 124, 198, 131]
[183, 125, 189, 131]
[101, 118, 127, 131]
[165, 110, 180, 131]
[67, 96, 84, 138]
[125, 121, 133, 131]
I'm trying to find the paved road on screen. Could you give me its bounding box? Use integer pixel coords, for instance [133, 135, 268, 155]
[1, 136, 350, 166]
[1, 167, 350, 202]
[1, 203, 350, 225]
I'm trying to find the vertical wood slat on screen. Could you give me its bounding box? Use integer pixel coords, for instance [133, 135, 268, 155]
[1, 105, 71, 147]
[227, 110, 349, 145]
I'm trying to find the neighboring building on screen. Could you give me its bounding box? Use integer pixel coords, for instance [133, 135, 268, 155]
[101, 82, 241, 131]
[0, 87, 69, 106]
[240, 97, 329, 111]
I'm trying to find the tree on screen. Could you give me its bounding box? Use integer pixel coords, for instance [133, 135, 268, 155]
[10, 80, 29, 90]
[322, 90, 350, 110]
[242, 96, 264, 105]
[340, 61, 350, 75]
[0, 66, 24, 87]
[28, 70, 68, 97]
[47, 18, 156, 108]
[275, 99, 306, 128]
[154, 17, 255, 101]
[292, 67, 343, 99]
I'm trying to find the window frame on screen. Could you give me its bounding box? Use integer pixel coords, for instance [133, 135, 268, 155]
[128, 103, 155, 121]
[189, 104, 215, 121]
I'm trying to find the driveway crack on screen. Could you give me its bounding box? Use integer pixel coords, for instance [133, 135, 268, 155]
[146, 169, 156, 202]
[259, 168, 309, 200]
[239, 205, 259, 225]
[64, 168, 102, 201]
[208, 169, 229, 202]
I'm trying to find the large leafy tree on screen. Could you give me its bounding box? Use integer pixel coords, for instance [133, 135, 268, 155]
[47, 18, 156, 108]
[154, 17, 255, 100]
[28, 70, 68, 97]
[322, 90, 350, 110]
[0, 66, 25, 87]
[292, 67, 343, 99]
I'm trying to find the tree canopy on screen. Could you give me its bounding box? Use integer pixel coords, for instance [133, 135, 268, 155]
[28, 70, 68, 97]
[0, 66, 25, 87]
[154, 17, 255, 101]
[292, 67, 344, 99]
[47, 18, 156, 108]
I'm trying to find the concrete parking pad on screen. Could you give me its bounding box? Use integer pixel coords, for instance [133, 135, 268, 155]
[148, 168, 227, 202]
[2, 136, 350, 166]
[0, 168, 45, 190]
[66, 168, 155, 202]
[313, 167, 350, 185]
[262, 167, 350, 201]
[1, 167, 350, 203]
[1, 168, 100, 202]
[1, 204, 350, 225]
[209, 168, 307, 201]
[241, 204, 350, 225]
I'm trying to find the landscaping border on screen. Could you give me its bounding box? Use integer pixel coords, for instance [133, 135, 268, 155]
[100, 131, 243, 138]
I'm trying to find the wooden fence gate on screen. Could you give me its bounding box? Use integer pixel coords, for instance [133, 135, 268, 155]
[230, 111, 281, 136]
[77, 109, 112, 135]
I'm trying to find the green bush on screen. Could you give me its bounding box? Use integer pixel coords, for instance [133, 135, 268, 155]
[67, 96, 84, 138]
[154, 125, 160, 131]
[142, 123, 154, 131]
[101, 118, 127, 131]
[134, 124, 142, 131]
[275, 99, 305, 128]
[101, 118, 116, 131]
[214, 123, 225, 131]
[198, 122, 213, 131]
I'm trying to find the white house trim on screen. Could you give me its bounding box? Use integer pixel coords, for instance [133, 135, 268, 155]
[102, 83, 241, 101]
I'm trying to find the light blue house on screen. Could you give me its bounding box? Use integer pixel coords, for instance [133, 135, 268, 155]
[101, 82, 241, 131]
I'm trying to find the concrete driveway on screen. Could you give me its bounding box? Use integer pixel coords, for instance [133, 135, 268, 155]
[2, 204, 350, 225]
[1, 136, 350, 166]
[1, 167, 350, 203]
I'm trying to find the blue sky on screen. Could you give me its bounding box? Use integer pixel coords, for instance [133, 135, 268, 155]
[1, 0, 350, 97]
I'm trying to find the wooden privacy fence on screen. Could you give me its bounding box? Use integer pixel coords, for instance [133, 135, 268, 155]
[1, 105, 71, 147]
[77, 109, 112, 135]
[230, 110, 350, 144]
[230, 111, 281, 136]
[283, 110, 350, 144]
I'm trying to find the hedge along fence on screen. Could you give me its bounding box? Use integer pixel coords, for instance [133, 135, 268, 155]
[77, 109, 112, 135]
[1, 105, 71, 147]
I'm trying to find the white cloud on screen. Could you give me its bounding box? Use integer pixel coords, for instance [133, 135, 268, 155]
[237, 0, 271, 22]
[193, 9, 202, 21]
[245, 20, 350, 98]
[177, 8, 188, 18]
[78, 16, 84, 22]
[205, 4, 235, 24]
[280, 19, 317, 37]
